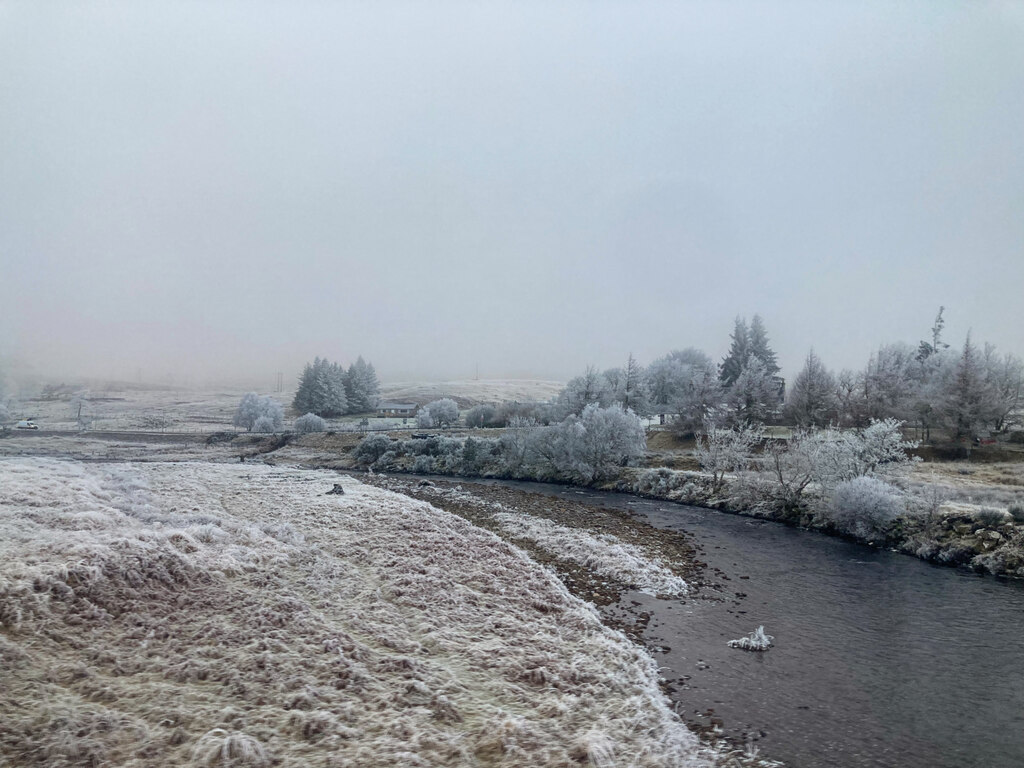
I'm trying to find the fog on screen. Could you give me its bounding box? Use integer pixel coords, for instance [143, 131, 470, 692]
[2, 1, 1022, 389]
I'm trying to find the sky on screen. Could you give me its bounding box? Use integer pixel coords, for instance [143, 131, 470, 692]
[2, 0, 1023, 389]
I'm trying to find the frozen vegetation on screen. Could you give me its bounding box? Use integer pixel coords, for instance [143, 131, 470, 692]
[0, 458, 715, 767]
[727, 627, 774, 652]
[491, 512, 689, 596]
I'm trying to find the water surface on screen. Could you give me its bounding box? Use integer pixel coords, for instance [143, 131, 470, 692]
[468, 478, 1024, 768]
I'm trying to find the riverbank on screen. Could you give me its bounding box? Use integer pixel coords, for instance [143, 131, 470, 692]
[6, 427, 1021, 579]
[359, 473, 780, 760]
[4, 458, 762, 768]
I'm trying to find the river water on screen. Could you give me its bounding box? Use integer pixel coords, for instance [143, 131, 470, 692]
[466, 478, 1024, 768]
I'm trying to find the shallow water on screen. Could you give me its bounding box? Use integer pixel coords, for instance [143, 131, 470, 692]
[467, 478, 1024, 768]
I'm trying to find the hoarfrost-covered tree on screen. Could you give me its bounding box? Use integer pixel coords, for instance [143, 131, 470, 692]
[983, 346, 1023, 432]
[695, 421, 764, 492]
[527, 403, 645, 483]
[720, 317, 750, 386]
[727, 357, 779, 426]
[293, 357, 347, 417]
[864, 343, 916, 421]
[646, 349, 719, 424]
[942, 334, 991, 439]
[233, 393, 284, 432]
[622, 353, 648, 415]
[748, 314, 780, 377]
[787, 350, 837, 427]
[345, 356, 380, 413]
[464, 404, 496, 428]
[916, 306, 950, 363]
[294, 355, 379, 417]
[417, 398, 460, 428]
[836, 369, 868, 428]
[558, 366, 611, 417]
[671, 364, 724, 436]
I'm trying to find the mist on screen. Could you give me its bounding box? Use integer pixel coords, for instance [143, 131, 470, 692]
[2, 1, 1022, 388]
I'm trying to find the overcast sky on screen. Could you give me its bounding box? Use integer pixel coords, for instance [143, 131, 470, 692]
[2, 1, 1022, 389]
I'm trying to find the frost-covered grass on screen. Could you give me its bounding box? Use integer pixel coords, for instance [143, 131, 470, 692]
[0, 458, 710, 767]
[380, 379, 565, 406]
[492, 512, 689, 596]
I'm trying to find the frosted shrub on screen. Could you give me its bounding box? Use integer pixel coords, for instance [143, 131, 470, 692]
[464, 404, 496, 428]
[293, 413, 326, 434]
[827, 476, 904, 539]
[252, 416, 276, 433]
[527, 403, 646, 483]
[353, 434, 393, 466]
[233, 393, 284, 432]
[372, 450, 398, 471]
[411, 455, 434, 473]
[633, 468, 696, 499]
[417, 398, 460, 428]
[695, 422, 763, 493]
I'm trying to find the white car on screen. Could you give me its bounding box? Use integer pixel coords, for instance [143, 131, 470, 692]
[15, 420, 39, 430]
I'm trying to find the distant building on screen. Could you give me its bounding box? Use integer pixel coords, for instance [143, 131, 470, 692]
[376, 402, 418, 417]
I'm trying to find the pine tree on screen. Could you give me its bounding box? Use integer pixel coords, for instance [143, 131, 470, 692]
[943, 334, 991, 439]
[720, 317, 750, 386]
[748, 315, 780, 376]
[293, 357, 347, 417]
[292, 360, 317, 414]
[786, 349, 838, 427]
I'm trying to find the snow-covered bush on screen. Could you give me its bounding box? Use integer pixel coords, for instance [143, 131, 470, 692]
[464, 404, 497, 428]
[252, 415, 276, 433]
[695, 422, 764, 492]
[728, 626, 774, 652]
[761, 420, 917, 510]
[417, 398, 460, 428]
[411, 455, 434, 473]
[233, 393, 284, 432]
[826, 476, 904, 539]
[293, 412, 326, 434]
[526, 403, 646, 483]
[372, 450, 398, 471]
[353, 433, 394, 466]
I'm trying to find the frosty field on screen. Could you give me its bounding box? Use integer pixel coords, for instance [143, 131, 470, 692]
[0, 458, 712, 767]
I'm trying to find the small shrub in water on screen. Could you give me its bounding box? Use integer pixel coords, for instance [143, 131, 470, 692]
[727, 626, 774, 652]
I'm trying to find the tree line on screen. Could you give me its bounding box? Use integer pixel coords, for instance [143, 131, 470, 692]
[553, 309, 1021, 441]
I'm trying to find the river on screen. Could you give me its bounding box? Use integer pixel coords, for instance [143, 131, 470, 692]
[465, 478, 1024, 768]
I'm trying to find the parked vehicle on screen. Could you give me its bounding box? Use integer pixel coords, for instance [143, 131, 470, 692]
[15, 420, 39, 430]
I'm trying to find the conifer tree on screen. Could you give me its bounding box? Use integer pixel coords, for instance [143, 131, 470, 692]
[720, 317, 750, 386]
[748, 314, 780, 376]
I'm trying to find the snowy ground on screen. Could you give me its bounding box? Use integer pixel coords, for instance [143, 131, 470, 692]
[9, 379, 564, 433]
[379, 380, 565, 407]
[0, 458, 713, 767]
